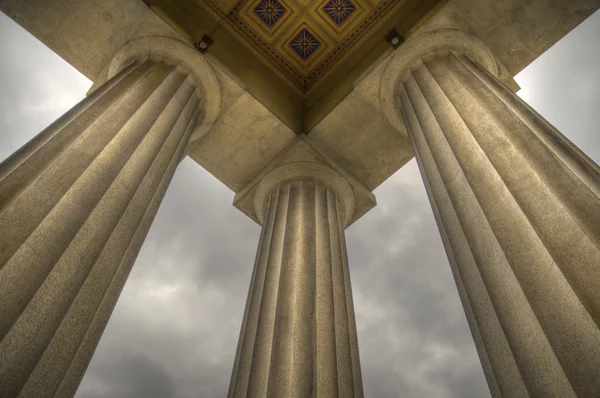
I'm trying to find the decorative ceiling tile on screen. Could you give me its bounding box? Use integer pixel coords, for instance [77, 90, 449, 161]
[323, 0, 356, 25]
[254, 0, 286, 28]
[197, 0, 425, 93]
[282, 23, 330, 71]
[289, 28, 321, 60]
[240, 0, 296, 38]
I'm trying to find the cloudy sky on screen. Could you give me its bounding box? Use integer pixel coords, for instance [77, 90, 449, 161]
[1, 9, 599, 398]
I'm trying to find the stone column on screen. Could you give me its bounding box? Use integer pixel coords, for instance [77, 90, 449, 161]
[397, 51, 600, 397]
[0, 58, 205, 397]
[228, 163, 364, 398]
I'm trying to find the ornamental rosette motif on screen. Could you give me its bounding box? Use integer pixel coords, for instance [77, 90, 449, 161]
[323, 0, 356, 25]
[289, 28, 321, 60]
[254, 0, 286, 27]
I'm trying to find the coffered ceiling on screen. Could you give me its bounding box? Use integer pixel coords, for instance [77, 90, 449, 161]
[144, 0, 442, 132]
[185, 0, 437, 93]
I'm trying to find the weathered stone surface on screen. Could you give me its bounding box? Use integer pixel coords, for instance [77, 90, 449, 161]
[233, 136, 376, 227]
[229, 172, 363, 397]
[2, 0, 597, 196]
[1, 1, 600, 397]
[189, 92, 296, 192]
[308, 57, 415, 191]
[0, 60, 206, 398]
[396, 51, 600, 397]
[307, 0, 598, 192]
[0, 0, 179, 81]
[452, 0, 600, 76]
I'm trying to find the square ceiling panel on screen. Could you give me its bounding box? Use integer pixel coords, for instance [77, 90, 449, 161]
[196, 0, 415, 93]
[245, 0, 295, 37]
[323, 0, 357, 26]
[254, 0, 286, 28]
[289, 28, 321, 60]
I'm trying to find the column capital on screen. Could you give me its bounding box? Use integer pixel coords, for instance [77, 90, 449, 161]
[380, 28, 500, 136]
[108, 36, 221, 143]
[233, 135, 376, 228]
[254, 161, 355, 227]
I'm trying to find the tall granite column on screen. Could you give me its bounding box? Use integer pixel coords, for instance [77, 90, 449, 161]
[228, 163, 364, 398]
[396, 51, 600, 397]
[0, 58, 205, 397]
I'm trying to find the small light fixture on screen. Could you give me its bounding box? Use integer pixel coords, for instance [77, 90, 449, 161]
[385, 29, 404, 49]
[195, 35, 214, 54]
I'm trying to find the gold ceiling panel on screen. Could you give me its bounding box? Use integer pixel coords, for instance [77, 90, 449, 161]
[198, 0, 412, 93]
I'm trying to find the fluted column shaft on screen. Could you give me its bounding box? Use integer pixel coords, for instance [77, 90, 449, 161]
[228, 179, 363, 398]
[399, 52, 600, 397]
[0, 59, 204, 397]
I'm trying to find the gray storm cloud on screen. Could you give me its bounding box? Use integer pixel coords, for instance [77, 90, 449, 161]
[1, 9, 599, 398]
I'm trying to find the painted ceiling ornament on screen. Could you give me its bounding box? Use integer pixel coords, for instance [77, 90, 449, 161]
[254, 0, 286, 27]
[290, 28, 321, 60]
[323, 0, 356, 25]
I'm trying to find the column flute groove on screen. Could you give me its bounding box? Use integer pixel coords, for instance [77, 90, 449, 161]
[0, 61, 168, 272]
[18, 89, 201, 398]
[0, 65, 187, 342]
[415, 56, 600, 388]
[394, 49, 600, 397]
[404, 101, 512, 397]
[245, 184, 290, 397]
[230, 184, 280, 397]
[0, 62, 172, 279]
[405, 64, 580, 397]
[458, 56, 600, 199]
[229, 162, 364, 397]
[0, 59, 142, 184]
[443, 56, 600, 320]
[328, 190, 352, 397]
[0, 57, 208, 398]
[428, 58, 600, 308]
[54, 103, 203, 398]
[0, 60, 159, 215]
[315, 184, 337, 398]
[336, 200, 363, 398]
[227, 193, 269, 397]
[404, 80, 563, 396]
